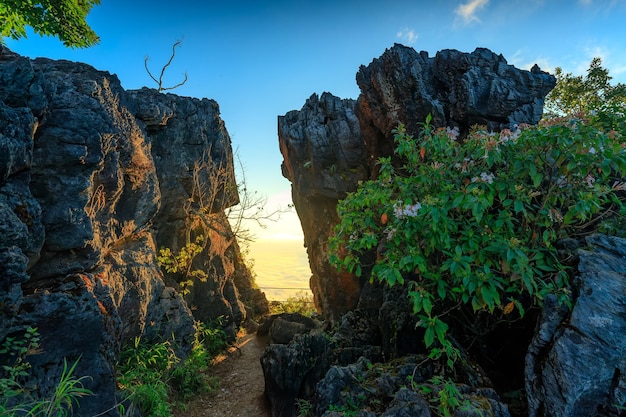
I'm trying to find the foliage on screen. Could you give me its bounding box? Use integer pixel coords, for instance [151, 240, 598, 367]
[329, 116, 626, 375]
[545, 57, 626, 131]
[144, 39, 188, 92]
[0, 327, 92, 417]
[117, 337, 176, 417]
[295, 398, 314, 417]
[27, 358, 93, 417]
[117, 320, 227, 416]
[158, 149, 283, 298]
[328, 398, 361, 417]
[417, 376, 472, 417]
[158, 235, 208, 296]
[269, 291, 317, 317]
[0, 326, 39, 398]
[0, 0, 100, 48]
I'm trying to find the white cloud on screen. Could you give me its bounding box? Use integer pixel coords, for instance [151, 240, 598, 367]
[396, 27, 418, 45]
[455, 0, 490, 24]
[508, 50, 555, 75]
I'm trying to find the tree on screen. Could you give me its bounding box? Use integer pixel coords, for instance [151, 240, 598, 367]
[0, 0, 100, 48]
[544, 57, 626, 130]
[330, 118, 625, 370]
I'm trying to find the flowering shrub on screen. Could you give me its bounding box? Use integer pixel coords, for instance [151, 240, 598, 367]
[329, 115, 626, 366]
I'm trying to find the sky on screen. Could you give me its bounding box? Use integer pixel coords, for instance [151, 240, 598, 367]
[5, 0, 626, 296]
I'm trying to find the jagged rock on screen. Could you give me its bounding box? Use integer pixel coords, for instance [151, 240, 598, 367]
[380, 388, 431, 417]
[279, 92, 368, 321]
[526, 234, 626, 417]
[0, 46, 265, 416]
[315, 355, 510, 417]
[261, 332, 334, 417]
[272, 44, 556, 417]
[279, 44, 555, 322]
[356, 45, 555, 158]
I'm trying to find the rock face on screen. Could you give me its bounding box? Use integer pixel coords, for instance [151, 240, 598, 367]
[526, 234, 626, 417]
[279, 92, 368, 320]
[278, 44, 556, 321]
[0, 46, 266, 416]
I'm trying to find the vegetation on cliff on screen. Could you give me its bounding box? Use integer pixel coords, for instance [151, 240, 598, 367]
[329, 59, 626, 415]
[0, 328, 92, 417]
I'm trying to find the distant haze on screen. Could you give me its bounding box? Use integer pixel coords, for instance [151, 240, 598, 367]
[248, 238, 310, 301]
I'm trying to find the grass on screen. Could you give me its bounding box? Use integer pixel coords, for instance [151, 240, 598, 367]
[1, 327, 93, 417]
[116, 319, 228, 416]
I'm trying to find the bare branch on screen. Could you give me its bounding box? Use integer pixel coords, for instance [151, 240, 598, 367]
[144, 38, 188, 92]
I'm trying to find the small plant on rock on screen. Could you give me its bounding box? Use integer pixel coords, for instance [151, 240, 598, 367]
[116, 320, 227, 416]
[269, 291, 317, 317]
[0, 327, 92, 417]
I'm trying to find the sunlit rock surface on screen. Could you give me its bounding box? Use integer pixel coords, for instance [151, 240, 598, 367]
[0, 45, 266, 416]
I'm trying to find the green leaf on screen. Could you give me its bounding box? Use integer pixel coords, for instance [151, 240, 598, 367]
[422, 296, 433, 315]
[424, 326, 435, 348]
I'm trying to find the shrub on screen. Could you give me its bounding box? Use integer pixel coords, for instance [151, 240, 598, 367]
[329, 115, 626, 368]
[117, 320, 227, 416]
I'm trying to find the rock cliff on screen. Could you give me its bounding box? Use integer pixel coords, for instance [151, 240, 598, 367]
[272, 44, 625, 417]
[0, 46, 266, 416]
[279, 44, 556, 321]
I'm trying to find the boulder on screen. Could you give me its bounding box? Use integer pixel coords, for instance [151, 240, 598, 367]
[261, 332, 334, 417]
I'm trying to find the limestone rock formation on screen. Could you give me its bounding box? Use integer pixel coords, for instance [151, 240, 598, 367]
[315, 356, 511, 417]
[278, 44, 556, 322]
[526, 234, 626, 417]
[356, 45, 555, 158]
[279, 92, 368, 320]
[0, 46, 266, 416]
[271, 44, 560, 417]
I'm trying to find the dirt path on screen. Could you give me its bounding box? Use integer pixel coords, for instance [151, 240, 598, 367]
[176, 331, 271, 417]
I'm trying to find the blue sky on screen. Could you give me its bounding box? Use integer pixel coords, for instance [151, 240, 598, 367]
[5, 0, 626, 240]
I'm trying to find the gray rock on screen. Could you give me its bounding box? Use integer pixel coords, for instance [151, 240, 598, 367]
[258, 312, 320, 344]
[0, 47, 265, 415]
[526, 234, 626, 417]
[261, 332, 334, 417]
[315, 355, 509, 417]
[279, 92, 367, 321]
[381, 388, 431, 417]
